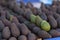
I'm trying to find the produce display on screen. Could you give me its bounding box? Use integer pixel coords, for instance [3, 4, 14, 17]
[0, 0, 60, 40]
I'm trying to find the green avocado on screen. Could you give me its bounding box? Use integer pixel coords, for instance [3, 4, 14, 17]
[41, 20, 51, 31]
[36, 15, 43, 26]
[30, 14, 36, 23]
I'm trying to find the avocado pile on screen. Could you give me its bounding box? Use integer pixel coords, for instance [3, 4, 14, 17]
[0, 0, 60, 40]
